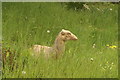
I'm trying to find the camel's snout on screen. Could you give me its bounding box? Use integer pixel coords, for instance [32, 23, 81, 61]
[71, 34, 78, 40]
[73, 36, 78, 40]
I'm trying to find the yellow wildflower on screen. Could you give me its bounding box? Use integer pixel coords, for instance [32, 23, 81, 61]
[109, 45, 117, 49]
[106, 44, 117, 49]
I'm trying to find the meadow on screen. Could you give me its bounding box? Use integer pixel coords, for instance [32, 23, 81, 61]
[2, 2, 118, 78]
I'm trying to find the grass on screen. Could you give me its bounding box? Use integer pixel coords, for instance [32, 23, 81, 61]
[0, 2, 1, 41]
[2, 2, 118, 78]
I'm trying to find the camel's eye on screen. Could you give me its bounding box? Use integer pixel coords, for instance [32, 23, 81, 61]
[67, 33, 71, 35]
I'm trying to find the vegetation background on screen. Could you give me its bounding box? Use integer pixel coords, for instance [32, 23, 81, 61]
[2, 2, 118, 78]
[0, 1, 2, 80]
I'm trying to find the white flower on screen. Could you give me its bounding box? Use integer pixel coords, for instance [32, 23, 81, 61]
[110, 8, 112, 11]
[92, 44, 95, 48]
[111, 62, 114, 65]
[47, 30, 50, 33]
[22, 71, 26, 74]
[90, 58, 94, 61]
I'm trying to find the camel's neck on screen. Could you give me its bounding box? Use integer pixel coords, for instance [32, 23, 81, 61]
[52, 35, 65, 54]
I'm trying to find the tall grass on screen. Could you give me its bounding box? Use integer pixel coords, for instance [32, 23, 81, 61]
[2, 2, 118, 78]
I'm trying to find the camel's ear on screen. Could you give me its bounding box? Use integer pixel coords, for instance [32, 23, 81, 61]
[62, 29, 65, 31]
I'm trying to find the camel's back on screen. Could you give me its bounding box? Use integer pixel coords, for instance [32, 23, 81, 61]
[32, 45, 53, 56]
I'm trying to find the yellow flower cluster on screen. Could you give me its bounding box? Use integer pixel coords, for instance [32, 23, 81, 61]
[106, 44, 117, 49]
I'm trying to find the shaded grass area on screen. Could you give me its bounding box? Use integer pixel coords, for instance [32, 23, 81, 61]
[2, 2, 118, 78]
